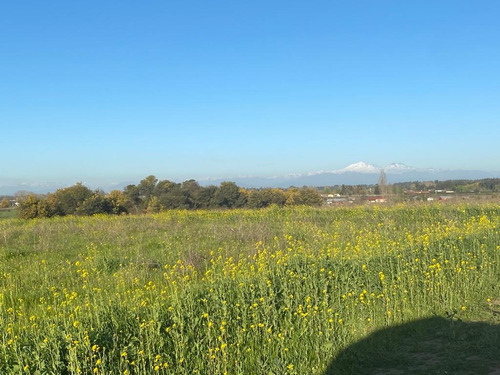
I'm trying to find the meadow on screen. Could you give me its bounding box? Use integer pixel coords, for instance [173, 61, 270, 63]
[0, 204, 499, 374]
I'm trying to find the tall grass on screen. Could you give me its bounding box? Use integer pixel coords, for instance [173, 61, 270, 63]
[0, 204, 499, 374]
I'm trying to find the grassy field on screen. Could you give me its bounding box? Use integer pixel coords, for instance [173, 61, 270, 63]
[0, 204, 499, 374]
[0, 209, 18, 220]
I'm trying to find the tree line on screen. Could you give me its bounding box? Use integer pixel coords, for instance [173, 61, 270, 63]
[392, 178, 500, 194]
[18, 175, 323, 219]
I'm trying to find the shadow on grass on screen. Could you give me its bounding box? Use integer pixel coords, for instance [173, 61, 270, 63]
[324, 316, 500, 375]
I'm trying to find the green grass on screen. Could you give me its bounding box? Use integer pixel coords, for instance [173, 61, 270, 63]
[0, 209, 18, 220]
[0, 204, 499, 374]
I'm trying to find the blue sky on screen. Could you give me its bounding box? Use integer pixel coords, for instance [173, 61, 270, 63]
[1, 0, 499, 186]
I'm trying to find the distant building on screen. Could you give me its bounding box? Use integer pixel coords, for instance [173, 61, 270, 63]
[439, 195, 454, 201]
[327, 197, 348, 205]
[367, 196, 387, 203]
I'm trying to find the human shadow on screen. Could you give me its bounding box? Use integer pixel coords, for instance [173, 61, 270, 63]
[324, 316, 500, 375]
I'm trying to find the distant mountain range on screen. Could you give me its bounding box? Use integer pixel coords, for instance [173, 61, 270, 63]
[1, 162, 500, 195]
[198, 162, 500, 188]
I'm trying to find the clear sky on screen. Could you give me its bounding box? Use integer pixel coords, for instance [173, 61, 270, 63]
[1, 0, 499, 186]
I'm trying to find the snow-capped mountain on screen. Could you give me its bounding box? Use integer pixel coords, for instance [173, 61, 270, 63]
[335, 162, 418, 174]
[337, 162, 381, 174]
[384, 163, 417, 173]
[2, 162, 499, 195]
[197, 162, 499, 188]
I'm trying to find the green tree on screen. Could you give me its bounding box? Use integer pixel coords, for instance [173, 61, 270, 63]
[158, 185, 189, 209]
[247, 188, 286, 208]
[146, 196, 162, 213]
[263, 188, 286, 207]
[107, 190, 128, 215]
[138, 175, 158, 202]
[76, 194, 113, 216]
[155, 180, 177, 196]
[123, 184, 142, 213]
[181, 180, 202, 208]
[285, 188, 323, 206]
[213, 182, 245, 208]
[194, 185, 218, 209]
[52, 183, 93, 215]
[247, 190, 263, 208]
[19, 195, 53, 219]
[0, 198, 10, 209]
